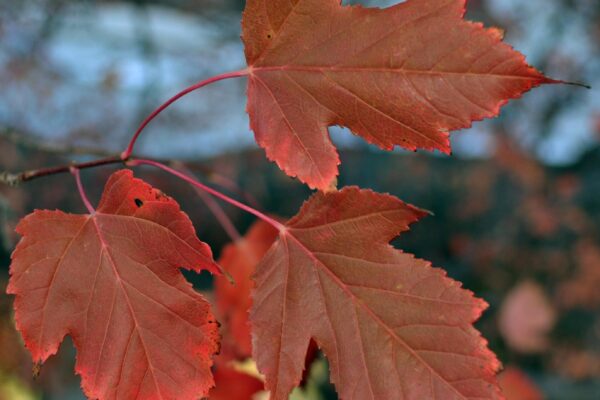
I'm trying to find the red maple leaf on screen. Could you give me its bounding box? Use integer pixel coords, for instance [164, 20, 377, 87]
[498, 367, 543, 400]
[243, 0, 554, 190]
[251, 187, 501, 399]
[215, 220, 279, 358]
[210, 361, 265, 400]
[7, 170, 220, 400]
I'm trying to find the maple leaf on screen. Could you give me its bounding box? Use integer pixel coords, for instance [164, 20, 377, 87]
[7, 170, 220, 400]
[242, 0, 555, 190]
[251, 187, 501, 399]
[498, 281, 556, 354]
[215, 220, 279, 358]
[497, 367, 543, 400]
[209, 357, 265, 400]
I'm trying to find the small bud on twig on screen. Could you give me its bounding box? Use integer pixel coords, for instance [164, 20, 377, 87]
[0, 171, 21, 187]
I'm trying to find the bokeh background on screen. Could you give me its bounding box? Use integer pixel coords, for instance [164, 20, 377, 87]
[0, 0, 599, 399]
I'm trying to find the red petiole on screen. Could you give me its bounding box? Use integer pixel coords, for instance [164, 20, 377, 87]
[70, 167, 96, 214]
[8, 69, 280, 236]
[130, 159, 285, 232]
[121, 69, 249, 160]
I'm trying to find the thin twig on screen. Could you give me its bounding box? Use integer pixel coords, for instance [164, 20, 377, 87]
[0, 126, 256, 200]
[0, 156, 124, 187]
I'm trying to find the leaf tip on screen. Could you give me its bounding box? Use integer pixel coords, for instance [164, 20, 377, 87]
[554, 79, 591, 90]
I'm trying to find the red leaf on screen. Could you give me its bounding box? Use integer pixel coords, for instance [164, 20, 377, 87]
[243, 0, 554, 190]
[498, 367, 543, 400]
[7, 170, 220, 400]
[209, 359, 264, 400]
[215, 220, 279, 358]
[251, 187, 501, 399]
[498, 281, 556, 354]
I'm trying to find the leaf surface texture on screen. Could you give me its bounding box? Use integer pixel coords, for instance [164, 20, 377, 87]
[251, 187, 502, 399]
[243, 0, 553, 189]
[8, 170, 220, 400]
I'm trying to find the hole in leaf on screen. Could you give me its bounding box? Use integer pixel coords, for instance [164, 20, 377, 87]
[134, 198, 144, 207]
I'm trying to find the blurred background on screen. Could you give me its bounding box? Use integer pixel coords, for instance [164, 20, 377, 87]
[0, 0, 599, 399]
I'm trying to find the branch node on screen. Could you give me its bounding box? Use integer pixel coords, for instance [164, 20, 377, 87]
[0, 171, 21, 187]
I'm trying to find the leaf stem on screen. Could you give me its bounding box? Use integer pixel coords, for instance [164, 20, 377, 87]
[131, 159, 286, 232]
[121, 69, 250, 160]
[70, 167, 96, 214]
[173, 162, 243, 242]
